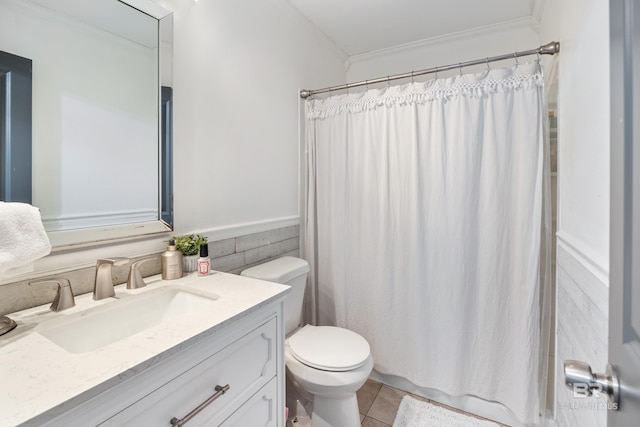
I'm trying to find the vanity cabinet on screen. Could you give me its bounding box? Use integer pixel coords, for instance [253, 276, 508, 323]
[103, 318, 277, 426]
[36, 299, 285, 427]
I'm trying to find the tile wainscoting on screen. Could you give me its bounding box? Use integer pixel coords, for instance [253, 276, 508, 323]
[554, 234, 609, 427]
[0, 225, 299, 316]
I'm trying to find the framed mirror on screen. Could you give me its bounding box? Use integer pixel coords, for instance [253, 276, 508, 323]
[0, 0, 173, 248]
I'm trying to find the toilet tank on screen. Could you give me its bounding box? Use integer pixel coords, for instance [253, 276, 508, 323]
[241, 257, 309, 335]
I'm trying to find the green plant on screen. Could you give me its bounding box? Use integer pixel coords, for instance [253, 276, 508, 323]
[173, 234, 208, 256]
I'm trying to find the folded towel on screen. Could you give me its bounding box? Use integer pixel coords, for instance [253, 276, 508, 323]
[0, 202, 52, 274]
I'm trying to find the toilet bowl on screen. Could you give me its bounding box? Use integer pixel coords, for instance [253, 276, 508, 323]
[285, 326, 373, 426]
[241, 257, 372, 427]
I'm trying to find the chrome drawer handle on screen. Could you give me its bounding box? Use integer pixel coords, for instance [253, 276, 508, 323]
[170, 384, 230, 426]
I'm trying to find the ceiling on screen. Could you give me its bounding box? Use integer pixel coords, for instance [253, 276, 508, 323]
[286, 0, 537, 57]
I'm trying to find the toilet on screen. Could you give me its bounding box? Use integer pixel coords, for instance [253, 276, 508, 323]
[241, 256, 373, 427]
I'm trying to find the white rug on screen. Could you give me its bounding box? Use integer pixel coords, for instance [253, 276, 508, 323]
[392, 396, 500, 427]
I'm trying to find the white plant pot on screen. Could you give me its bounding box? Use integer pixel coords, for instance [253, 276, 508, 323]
[183, 255, 199, 273]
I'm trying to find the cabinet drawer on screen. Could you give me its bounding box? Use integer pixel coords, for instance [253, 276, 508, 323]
[102, 318, 277, 426]
[220, 377, 278, 426]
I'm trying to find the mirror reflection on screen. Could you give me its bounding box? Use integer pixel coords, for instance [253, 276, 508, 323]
[0, 0, 173, 247]
[0, 49, 32, 203]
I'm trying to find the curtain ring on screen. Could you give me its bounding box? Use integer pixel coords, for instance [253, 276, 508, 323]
[514, 52, 520, 67]
[387, 76, 391, 87]
[459, 62, 463, 76]
[365, 79, 369, 90]
[434, 66, 438, 79]
[411, 71, 415, 83]
[486, 57, 490, 70]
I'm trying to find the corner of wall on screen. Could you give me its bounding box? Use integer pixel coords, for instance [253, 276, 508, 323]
[264, 0, 349, 65]
[530, 0, 548, 33]
[538, 1, 611, 424]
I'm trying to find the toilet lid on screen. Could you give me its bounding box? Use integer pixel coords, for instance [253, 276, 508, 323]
[288, 325, 370, 372]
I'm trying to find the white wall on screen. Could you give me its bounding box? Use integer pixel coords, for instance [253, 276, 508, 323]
[164, 0, 346, 236]
[540, 0, 610, 268]
[0, 0, 346, 281]
[345, 18, 538, 84]
[538, 0, 610, 426]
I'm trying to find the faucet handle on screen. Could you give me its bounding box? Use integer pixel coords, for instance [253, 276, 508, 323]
[97, 257, 130, 267]
[31, 278, 75, 312]
[127, 258, 155, 289]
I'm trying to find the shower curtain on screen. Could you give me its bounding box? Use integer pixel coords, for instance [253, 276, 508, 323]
[304, 62, 551, 425]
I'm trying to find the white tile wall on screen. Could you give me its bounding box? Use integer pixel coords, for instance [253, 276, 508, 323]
[0, 225, 300, 315]
[555, 240, 608, 427]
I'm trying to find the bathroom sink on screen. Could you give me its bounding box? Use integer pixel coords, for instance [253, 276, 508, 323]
[38, 288, 218, 354]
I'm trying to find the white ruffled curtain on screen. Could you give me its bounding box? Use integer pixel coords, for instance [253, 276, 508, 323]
[305, 62, 550, 425]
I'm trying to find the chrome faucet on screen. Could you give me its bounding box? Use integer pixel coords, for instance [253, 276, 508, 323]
[126, 258, 155, 289]
[94, 258, 129, 300]
[31, 278, 76, 312]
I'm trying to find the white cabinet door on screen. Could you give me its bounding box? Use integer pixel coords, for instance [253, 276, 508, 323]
[101, 318, 277, 427]
[221, 378, 279, 427]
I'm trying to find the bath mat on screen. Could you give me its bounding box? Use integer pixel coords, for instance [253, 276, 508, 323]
[392, 395, 500, 427]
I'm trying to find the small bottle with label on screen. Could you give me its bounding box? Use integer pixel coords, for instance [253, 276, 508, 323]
[198, 243, 210, 277]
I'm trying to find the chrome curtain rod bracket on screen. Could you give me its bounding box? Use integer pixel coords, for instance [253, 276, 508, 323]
[300, 41, 560, 99]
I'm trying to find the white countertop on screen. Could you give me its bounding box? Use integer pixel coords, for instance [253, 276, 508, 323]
[0, 271, 289, 426]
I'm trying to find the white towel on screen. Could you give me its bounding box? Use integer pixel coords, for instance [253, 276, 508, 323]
[0, 202, 52, 275]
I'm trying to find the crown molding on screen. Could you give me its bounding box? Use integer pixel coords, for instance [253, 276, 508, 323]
[349, 16, 538, 65]
[531, 0, 547, 24]
[530, 0, 547, 32]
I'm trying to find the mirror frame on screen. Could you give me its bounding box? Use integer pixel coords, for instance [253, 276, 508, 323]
[42, 0, 174, 248]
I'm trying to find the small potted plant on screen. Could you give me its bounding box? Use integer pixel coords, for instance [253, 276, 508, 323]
[174, 234, 208, 272]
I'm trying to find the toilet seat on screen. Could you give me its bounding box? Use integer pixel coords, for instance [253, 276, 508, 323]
[288, 325, 370, 372]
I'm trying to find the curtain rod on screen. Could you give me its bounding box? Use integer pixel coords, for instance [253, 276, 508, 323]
[299, 41, 560, 99]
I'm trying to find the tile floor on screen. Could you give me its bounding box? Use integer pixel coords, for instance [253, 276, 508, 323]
[356, 379, 510, 427]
